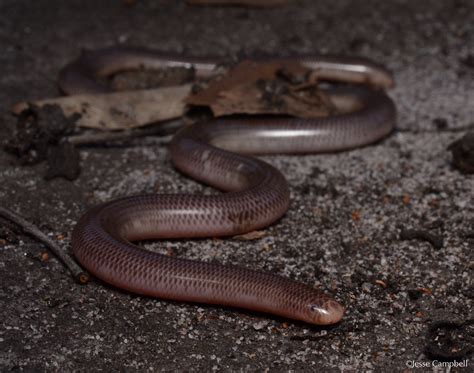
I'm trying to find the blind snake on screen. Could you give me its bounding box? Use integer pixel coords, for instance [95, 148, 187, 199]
[63, 47, 396, 325]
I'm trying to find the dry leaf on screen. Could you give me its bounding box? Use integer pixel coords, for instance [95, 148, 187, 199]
[187, 60, 305, 106]
[11, 85, 192, 130]
[187, 60, 334, 118]
[214, 82, 332, 117]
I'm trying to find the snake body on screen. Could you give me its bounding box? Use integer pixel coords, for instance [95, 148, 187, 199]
[65, 47, 396, 325]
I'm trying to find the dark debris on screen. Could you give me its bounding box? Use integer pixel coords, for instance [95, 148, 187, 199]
[45, 141, 81, 181]
[4, 104, 82, 180]
[424, 320, 474, 361]
[459, 54, 474, 69]
[399, 228, 444, 250]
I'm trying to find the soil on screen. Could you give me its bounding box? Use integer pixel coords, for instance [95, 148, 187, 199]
[0, 0, 472, 371]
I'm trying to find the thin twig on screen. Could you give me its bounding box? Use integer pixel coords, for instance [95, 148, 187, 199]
[68, 119, 183, 146]
[0, 206, 89, 284]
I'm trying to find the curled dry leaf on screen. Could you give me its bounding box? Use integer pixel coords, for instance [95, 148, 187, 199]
[11, 84, 192, 130]
[186, 60, 335, 118]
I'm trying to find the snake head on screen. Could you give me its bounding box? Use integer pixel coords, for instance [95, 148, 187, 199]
[305, 299, 345, 325]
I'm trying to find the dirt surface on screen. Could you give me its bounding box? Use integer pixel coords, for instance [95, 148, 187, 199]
[0, 0, 473, 371]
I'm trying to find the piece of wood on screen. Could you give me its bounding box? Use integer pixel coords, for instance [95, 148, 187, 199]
[11, 84, 192, 130]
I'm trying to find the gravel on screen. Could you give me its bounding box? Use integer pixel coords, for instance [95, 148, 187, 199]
[0, 0, 472, 371]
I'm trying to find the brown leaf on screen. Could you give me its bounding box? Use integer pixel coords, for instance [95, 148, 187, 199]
[186, 60, 334, 118]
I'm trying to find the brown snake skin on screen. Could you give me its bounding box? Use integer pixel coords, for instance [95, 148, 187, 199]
[65, 47, 396, 325]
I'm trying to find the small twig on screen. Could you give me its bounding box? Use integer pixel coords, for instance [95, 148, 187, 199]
[400, 228, 444, 250]
[68, 119, 183, 146]
[0, 206, 89, 284]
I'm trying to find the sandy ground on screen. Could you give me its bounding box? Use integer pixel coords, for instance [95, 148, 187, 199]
[0, 0, 473, 371]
